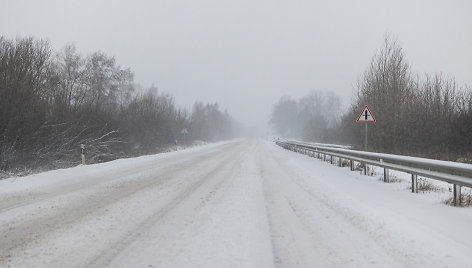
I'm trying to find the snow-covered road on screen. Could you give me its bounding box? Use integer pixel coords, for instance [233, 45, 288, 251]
[1, 140, 472, 267]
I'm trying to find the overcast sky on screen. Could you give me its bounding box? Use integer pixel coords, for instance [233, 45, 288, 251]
[1, 0, 471, 126]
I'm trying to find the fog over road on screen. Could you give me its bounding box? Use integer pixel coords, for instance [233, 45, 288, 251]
[1, 140, 471, 267]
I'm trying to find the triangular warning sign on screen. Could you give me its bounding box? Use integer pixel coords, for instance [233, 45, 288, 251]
[356, 105, 376, 122]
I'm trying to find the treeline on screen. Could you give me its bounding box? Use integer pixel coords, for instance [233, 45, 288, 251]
[270, 91, 341, 141]
[0, 36, 238, 176]
[271, 36, 472, 160]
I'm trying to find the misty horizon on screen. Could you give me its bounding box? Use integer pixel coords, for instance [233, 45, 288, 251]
[1, 0, 471, 126]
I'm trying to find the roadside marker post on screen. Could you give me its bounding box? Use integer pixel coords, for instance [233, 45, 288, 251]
[81, 144, 85, 165]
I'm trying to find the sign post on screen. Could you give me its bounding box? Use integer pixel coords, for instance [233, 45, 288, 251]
[181, 128, 188, 144]
[356, 105, 376, 175]
[356, 105, 376, 150]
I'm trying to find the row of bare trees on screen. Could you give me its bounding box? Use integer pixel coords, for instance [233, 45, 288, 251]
[270, 36, 472, 160]
[0, 36, 238, 176]
[270, 91, 342, 141]
[338, 37, 472, 159]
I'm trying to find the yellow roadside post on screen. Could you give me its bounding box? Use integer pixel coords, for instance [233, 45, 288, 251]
[81, 144, 86, 165]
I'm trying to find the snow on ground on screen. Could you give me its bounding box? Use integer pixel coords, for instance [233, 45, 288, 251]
[268, 144, 472, 267]
[1, 139, 472, 267]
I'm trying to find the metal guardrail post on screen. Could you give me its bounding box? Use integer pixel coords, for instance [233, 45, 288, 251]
[411, 174, 418, 193]
[380, 160, 389, 182]
[454, 184, 461, 206]
[350, 160, 354, 171]
[384, 168, 390, 182]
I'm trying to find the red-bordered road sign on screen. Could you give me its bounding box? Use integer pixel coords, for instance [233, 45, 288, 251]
[357, 105, 376, 122]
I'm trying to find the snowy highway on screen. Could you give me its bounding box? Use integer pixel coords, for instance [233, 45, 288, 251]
[1, 140, 472, 267]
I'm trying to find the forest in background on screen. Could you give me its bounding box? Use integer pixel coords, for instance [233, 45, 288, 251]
[271, 36, 472, 161]
[0, 36, 239, 177]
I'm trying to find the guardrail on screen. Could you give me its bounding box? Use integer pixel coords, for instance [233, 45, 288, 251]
[279, 139, 352, 150]
[276, 140, 472, 206]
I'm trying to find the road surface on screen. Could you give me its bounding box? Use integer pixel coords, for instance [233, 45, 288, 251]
[1, 140, 471, 267]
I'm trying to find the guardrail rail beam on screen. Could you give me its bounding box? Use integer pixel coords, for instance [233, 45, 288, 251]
[276, 140, 472, 206]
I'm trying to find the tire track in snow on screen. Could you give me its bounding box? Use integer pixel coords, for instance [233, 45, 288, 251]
[102, 140, 275, 268]
[258, 141, 405, 267]
[259, 152, 328, 268]
[263, 142, 438, 267]
[0, 142, 237, 214]
[0, 141, 244, 265]
[85, 143, 248, 267]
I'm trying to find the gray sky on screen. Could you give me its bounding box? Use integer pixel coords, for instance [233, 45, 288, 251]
[1, 0, 471, 126]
